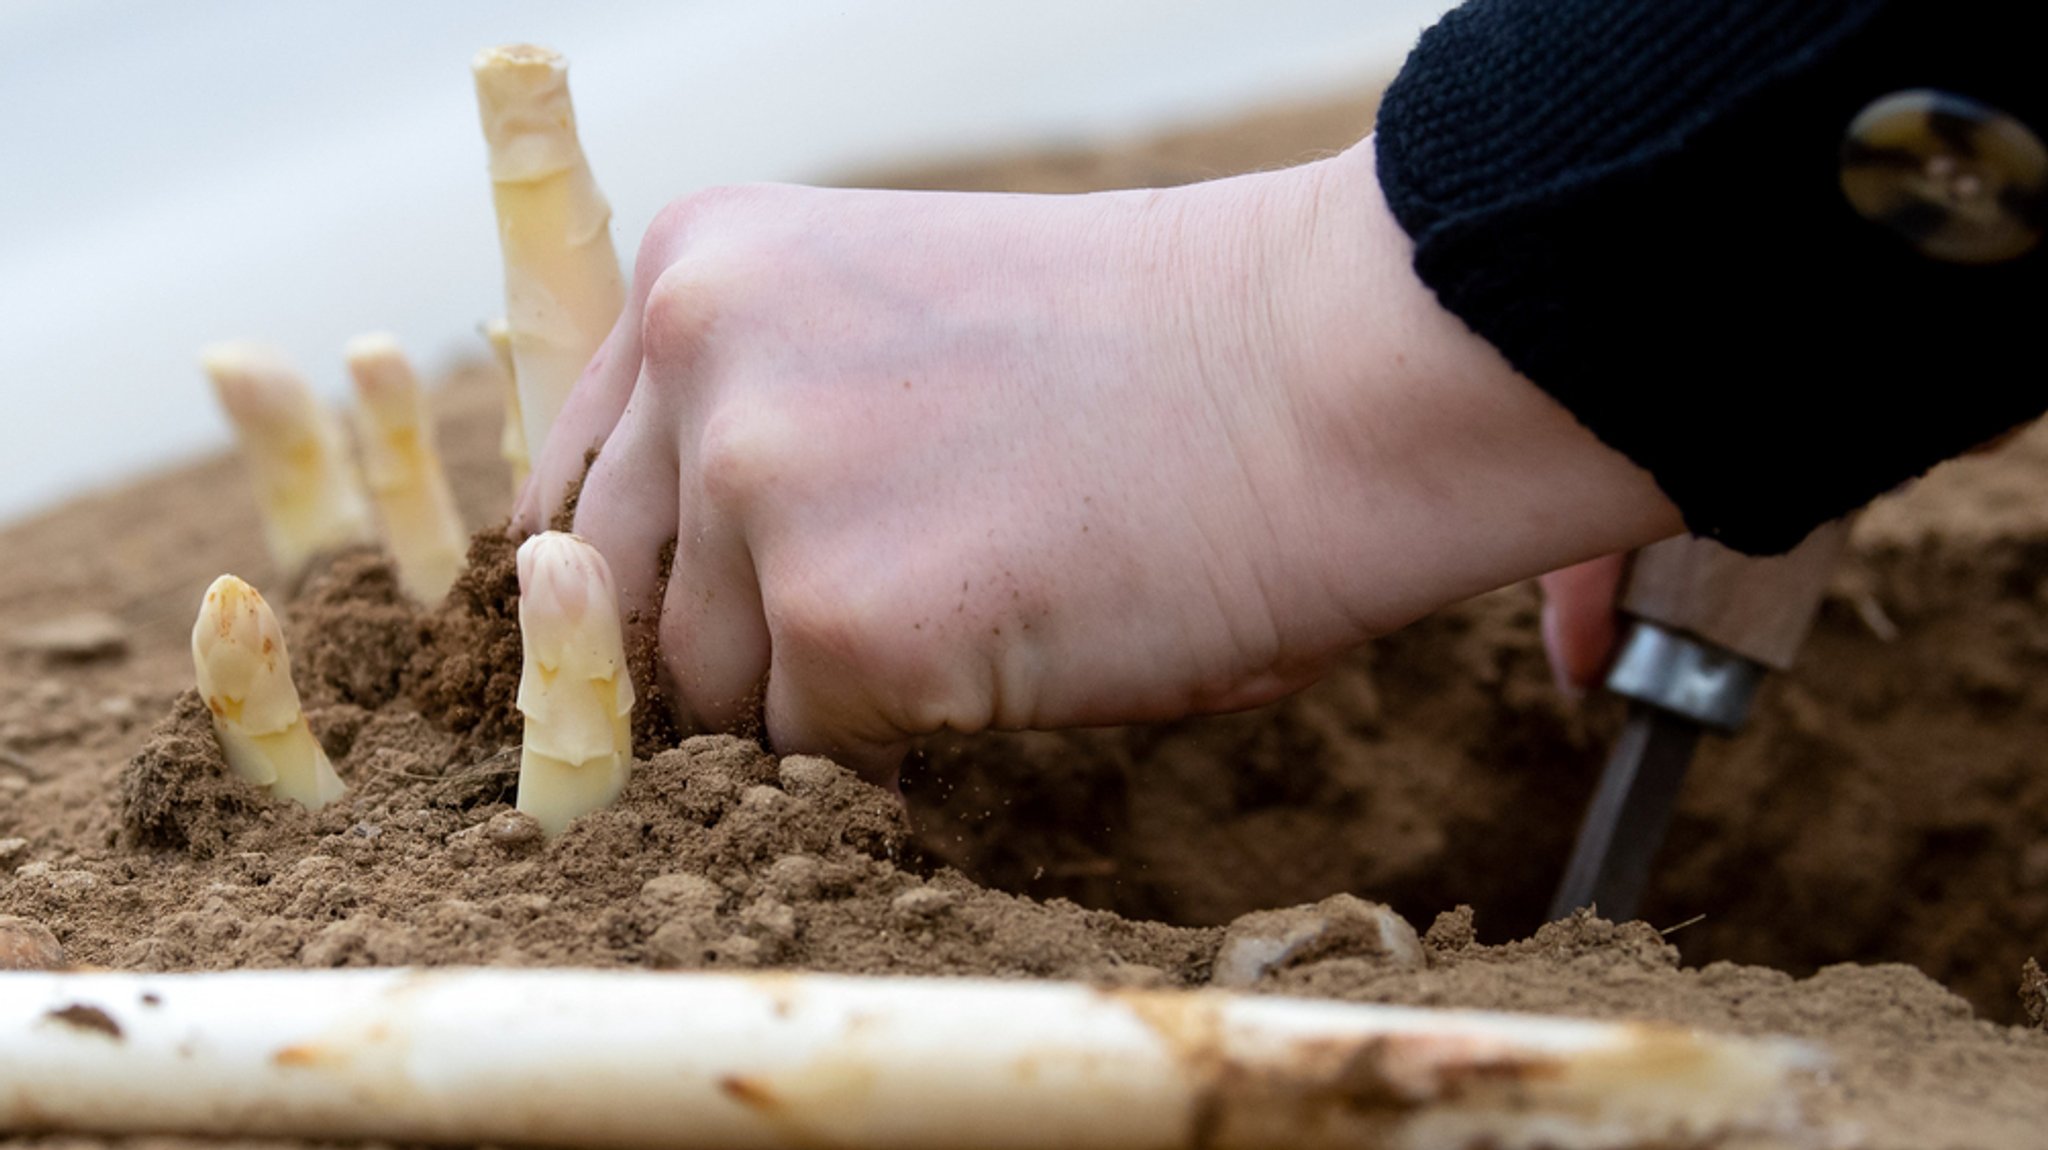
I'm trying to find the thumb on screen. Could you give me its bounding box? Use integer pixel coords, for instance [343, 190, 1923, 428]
[1537, 553, 1627, 697]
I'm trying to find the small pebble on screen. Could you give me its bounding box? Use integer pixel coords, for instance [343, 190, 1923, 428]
[763, 854, 824, 900]
[738, 785, 796, 815]
[49, 870, 100, 897]
[0, 838, 27, 865]
[0, 915, 64, 971]
[777, 755, 846, 795]
[484, 810, 543, 850]
[892, 887, 958, 919]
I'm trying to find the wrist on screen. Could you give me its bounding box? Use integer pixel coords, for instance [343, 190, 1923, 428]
[1272, 139, 1682, 636]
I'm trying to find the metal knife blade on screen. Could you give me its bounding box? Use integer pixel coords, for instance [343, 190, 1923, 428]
[1548, 704, 1703, 922]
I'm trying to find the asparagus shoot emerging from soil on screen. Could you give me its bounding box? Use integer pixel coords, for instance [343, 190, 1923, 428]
[343, 333, 468, 604]
[515, 531, 634, 835]
[191, 575, 347, 812]
[481, 317, 530, 491]
[472, 44, 624, 465]
[202, 343, 374, 576]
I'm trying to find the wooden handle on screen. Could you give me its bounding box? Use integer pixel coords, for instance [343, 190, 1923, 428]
[1620, 519, 1854, 671]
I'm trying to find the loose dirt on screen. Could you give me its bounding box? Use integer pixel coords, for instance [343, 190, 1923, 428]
[3, 91, 2046, 1148]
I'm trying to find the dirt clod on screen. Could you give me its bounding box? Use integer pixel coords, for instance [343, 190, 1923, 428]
[484, 809, 544, 850]
[118, 690, 264, 856]
[2024, 958, 2047, 1029]
[1212, 895, 1423, 988]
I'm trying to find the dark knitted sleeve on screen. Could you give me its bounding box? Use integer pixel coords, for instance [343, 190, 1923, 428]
[1375, 0, 2046, 553]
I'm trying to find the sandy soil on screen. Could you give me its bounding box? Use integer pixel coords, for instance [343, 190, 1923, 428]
[3, 92, 2047, 1148]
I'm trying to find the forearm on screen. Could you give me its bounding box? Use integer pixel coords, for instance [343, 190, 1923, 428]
[1278, 143, 1682, 637]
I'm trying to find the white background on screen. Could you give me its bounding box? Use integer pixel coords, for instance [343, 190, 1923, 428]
[0, 0, 1454, 522]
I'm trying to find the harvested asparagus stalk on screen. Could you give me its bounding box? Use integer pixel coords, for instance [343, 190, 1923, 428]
[202, 342, 374, 576]
[344, 334, 469, 604]
[516, 531, 634, 835]
[481, 317, 531, 490]
[191, 575, 347, 812]
[472, 44, 624, 464]
[0, 969, 1824, 1149]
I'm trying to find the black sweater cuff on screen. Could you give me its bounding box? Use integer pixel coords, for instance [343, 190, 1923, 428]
[1375, 0, 2047, 553]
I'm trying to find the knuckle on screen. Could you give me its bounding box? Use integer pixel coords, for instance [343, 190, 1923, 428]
[641, 263, 722, 373]
[695, 405, 792, 511]
[639, 184, 770, 274]
[769, 574, 984, 738]
[768, 579, 870, 683]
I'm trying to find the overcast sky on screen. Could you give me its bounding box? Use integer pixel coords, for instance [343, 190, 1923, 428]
[0, 0, 1455, 522]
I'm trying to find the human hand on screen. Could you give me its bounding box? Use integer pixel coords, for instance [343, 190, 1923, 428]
[514, 141, 1681, 780]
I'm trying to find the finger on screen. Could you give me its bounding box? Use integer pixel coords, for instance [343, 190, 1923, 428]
[1537, 553, 1628, 696]
[514, 315, 644, 534]
[763, 641, 909, 789]
[518, 201, 732, 532]
[570, 376, 681, 624]
[656, 506, 772, 735]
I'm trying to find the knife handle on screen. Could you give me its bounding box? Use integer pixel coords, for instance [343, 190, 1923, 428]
[1620, 519, 1854, 671]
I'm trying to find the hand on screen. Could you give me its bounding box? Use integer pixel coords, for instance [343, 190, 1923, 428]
[514, 140, 1681, 780]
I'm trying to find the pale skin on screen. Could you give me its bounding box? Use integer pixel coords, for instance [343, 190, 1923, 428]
[513, 138, 1683, 779]
[1539, 554, 1629, 695]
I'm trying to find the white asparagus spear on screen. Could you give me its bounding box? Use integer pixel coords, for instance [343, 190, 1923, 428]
[191, 575, 346, 812]
[516, 531, 634, 835]
[482, 317, 531, 491]
[472, 44, 624, 465]
[202, 342, 374, 576]
[0, 969, 1821, 1150]
[344, 333, 469, 604]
